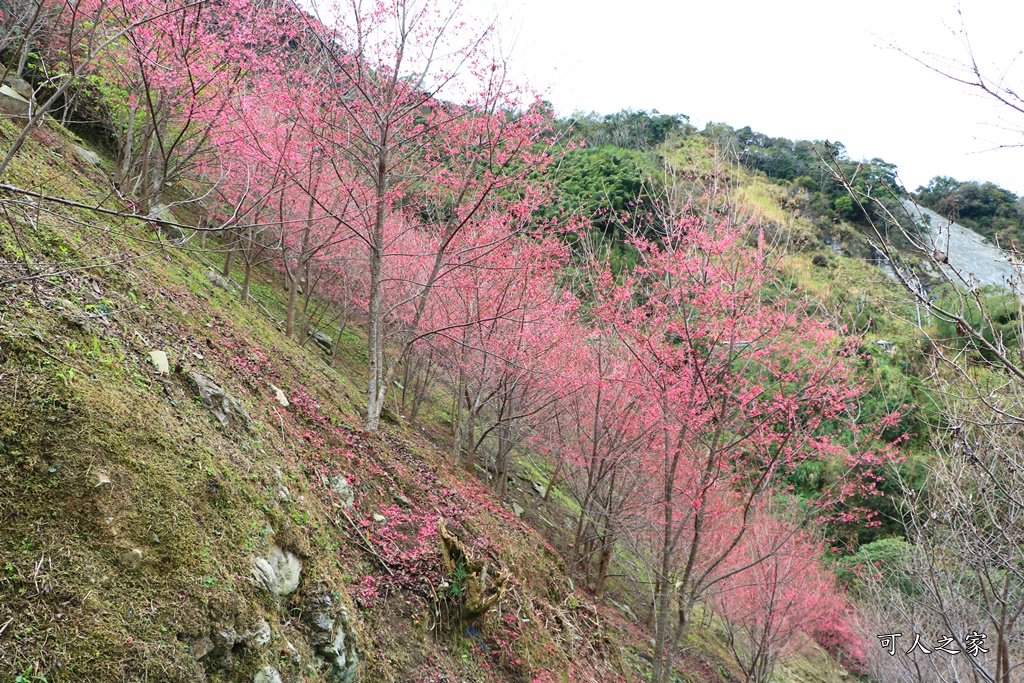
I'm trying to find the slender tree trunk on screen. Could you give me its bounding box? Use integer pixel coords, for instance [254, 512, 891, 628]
[410, 354, 432, 423]
[222, 231, 236, 276]
[596, 534, 613, 598]
[365, 142, 389, 431]
[138, 119, 153, 217]
[150, 112, 167, 209]
[573, 493, 592, 564]
[16, 33, 33, 78]
[651, 434, 676, 683]
[451, 371, 466, 461]
[241, 257, 252, 302]
[494, 424, 512, 496]
[285, 196, 315, 338]
[299, 263, 314, 342]
[118, 100, 138, 188]
[462, 404, 478, 473]
[646, 578, 660, 627]
[282, 266, 299, 335]
[365, 232, 385, 428]
[543, 458, 562, 503]
[400, 359, 411, 412]
[330, 321, 347, 365]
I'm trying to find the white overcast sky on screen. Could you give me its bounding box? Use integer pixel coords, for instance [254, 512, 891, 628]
[475, 0, 1024, 195]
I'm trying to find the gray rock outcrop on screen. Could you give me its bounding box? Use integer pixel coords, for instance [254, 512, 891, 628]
[305, 593, 360, 682]
[253, 545, 302, 596]
[901, 200, 1021, 288]
[72, 145, 101, 167]
[0, 84, 30, 118]
[206, 269, 232, 291]
[253, 665, 282, 683]
[330, 476, 354, 508]
[149, 203, 184, 242]
[308, 329, 333, 353]
[189, 371, 252, 431]
[2, 77, 32, 99]
[204, 616, 273, 668]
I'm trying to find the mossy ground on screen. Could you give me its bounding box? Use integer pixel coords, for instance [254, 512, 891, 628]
[1, 116, 867, 683]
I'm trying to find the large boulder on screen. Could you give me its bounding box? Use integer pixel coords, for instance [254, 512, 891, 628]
[206, 269, 232, 291]
[72, 145, 102, 167]
[2, 76, 33, 99]
[0, 84, 30, 118]
[308, 329, 333, 353]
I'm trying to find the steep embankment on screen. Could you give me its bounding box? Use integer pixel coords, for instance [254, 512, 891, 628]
[0, 116, 635, 683]
[901, 199, 1021, 288]
[0, 118, 862, 683]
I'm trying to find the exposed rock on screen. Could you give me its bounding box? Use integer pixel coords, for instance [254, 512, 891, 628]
[206, 269, 232, 291]
[253, 545, 302, 596]
[330, 476, 354, 508]
[191, 634, 215, 660]
[902, 199, 1019, 287]
[244, 618, 272, 648]
[149, 203, 185, 242]
[512, 503, 525, 518]
[53, 297, 92, 333]
[372, 513, 386, 523]
[212, 624, 238, 651]
[72, 145, 101, 166]
[284, 640, 302, 665]
[208, 616, 272, 667]
[2, 76, 33, 99]
[253, 665, 282, 683]
[254, 558, 277, 594]
[308, 329, 333, 353]
[875, 340, 896, 354]
[313, 612, 334, 633]
[610, 599, 639, 624]
[188, 371, 252, 431]
[275, 470, 292, 501]
[532, 481, 547, 497]
[149, 350, 170, 375]
[390, 488, 413, 508]
[0, 84, 30, 118]
[305, 593, 360, 682]
[270, 383, 289, 407]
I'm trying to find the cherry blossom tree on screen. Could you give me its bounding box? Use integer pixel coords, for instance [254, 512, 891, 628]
[587, 211, 893, 683]
[292, 0, 553, 430]
[430, 230, 569, 477]
[534, 331, 651, 597]
[713, 514, 865, 683]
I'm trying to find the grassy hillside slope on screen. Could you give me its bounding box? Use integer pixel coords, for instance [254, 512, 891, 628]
[0, 118, 866, 683]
